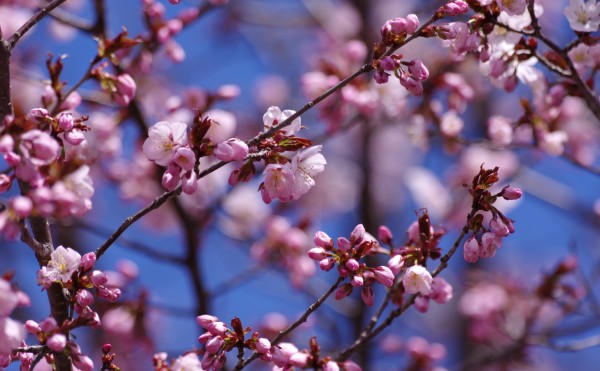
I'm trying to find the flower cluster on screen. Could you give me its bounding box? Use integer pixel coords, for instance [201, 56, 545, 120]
[196, 315, 271, 370]
[0, 110, 95, 239]
[308, 224, 395, 306]
[462, 167, 522, 263]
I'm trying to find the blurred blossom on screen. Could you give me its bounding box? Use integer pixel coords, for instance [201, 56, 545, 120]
[220, 183, 271, 239]
[404, 167, 452, 220]
[253, 75, 290, 108]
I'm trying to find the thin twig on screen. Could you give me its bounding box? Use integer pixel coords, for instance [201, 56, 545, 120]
[7, 0, 69, 49]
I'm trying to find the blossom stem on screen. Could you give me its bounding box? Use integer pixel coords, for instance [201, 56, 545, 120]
[7, 0, 69, 49]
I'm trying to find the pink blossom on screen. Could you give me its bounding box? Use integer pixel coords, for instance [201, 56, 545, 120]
[91, 270, 108, 286]
[442, 0, 469, 16]
[497, 0, 527, 15]
[314, 231, 333, 248]
[440, 111, 464, 137]
[335, 284, 353, 300]
[263, 106, 302, 136]
[19, 130, 60, 166]
[197, 314, 218, 328]
[490, 218, 510, 237]
[262, 164, 295, 203]
[143, 121, 188, 166]
[404, 14, 420, 33]
[337, 237, 351, 252]
[181, 171, 198, 195]
[387, 254, 404, 275]
[72, 354, 94, 371]
[323, 361, 341, 371]
[0, 278, 18, 316]
[403, 265, 433, 295]
[345, 258, 359, 271]
[564, 0, 600, 32]
[408, 59, 429, 80]
[47, 333, 67, 352]
[308, 247, 328, 260]
[214, 138, 249, 162]
[0, 174, 11, 192]
[539, 130, 568, 156]
[207, 321, 228, 336]
[0, 317, 25, 355]
[290, 352, 310, 368]
[399, 73, 423, 96]
[290, 145, 326, 200]
[351, 275, 364, 287]
[173, 147, 196, 172]
[378, 226, 393, 245]
[271, 342, 299, 368]
[414, 295, 430, 312]
[58, 112, 74, 131]
[361, 286, 374, 306]
[39, 317, 58, 332]
[76, 289, 94, 307]
[255, 337, 271, 354]
[463, 236, 480, 263]
[501, 186, 522, 200]
[172, 353, 201, 371]
[319, 257, 335, 271]
[430, 277, 453, 304]
[80, 252, 96, 271]
[42, 246, 82, 284]
[487, 115, 513, 146]
[480, 232, 502, 258]
[373, 266, 395, 287]
[206, 336, 224, 354]
[113, 74, 137, 106]
[10, 196, 31, 218]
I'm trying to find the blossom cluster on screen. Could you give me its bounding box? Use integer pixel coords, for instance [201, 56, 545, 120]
[462, 169, 523, 263]
[0, 108, 95, 239]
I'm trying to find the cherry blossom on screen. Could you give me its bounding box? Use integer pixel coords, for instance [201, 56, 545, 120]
[402, 265, 433, 295]
[142, 121, 188, 166]
[290, 145, 327, 200]
[564, 0, 600, 32]
[263, 106, 302, 136]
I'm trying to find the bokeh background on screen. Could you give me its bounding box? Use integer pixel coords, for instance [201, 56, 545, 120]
[1, 0, 600, 369]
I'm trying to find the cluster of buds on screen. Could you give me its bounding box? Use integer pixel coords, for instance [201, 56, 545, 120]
[269, 337, 361, 370]
[379, 213, 453, 310]
[462, 167, 522, 263]
[197, 315, 271, 369]
[308, 224, 395, 306]
[91, 63, 137, 107]
[0, 109, 95, 239]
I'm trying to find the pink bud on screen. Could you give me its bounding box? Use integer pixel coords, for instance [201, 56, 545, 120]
[39, 317, 58, 332]
[76, 289, 94, 307]
[256, 338, 271, 354]
[29, 108, 49, 121]
[206, 336, 224, 354]
[0, 174, 11, 192]
[313, 231, 333, 248]
[490, 218, 509, 237]
[414, 295, 429, 312]
[361, 286, 374, 306]
[308, 247, 328, 261]
[387, 254, 404, 275]
[90, 270, 107, 286]
[345, 259, 359, 272]
[408, 59, 429, 81]
[404, 14, 419, 34]
[11, 196, 32, 218]
[502, 186, 522, 200]
[430, 277, 453, 304]
[114, 74, 137, 107]
[80, 252, 96, 271]
[337, 237, 351, 252]
[379, 57, 397, 71]
[58, 112, 74, 131]
[335, 284, 353, 300]
[47, 333, 67, 352]
[350, 224, 365, 245]
[378, 225, 393, 245]
[351, 275, 364, 287]
[182, 171, 198, 195]
[73, 355, 94, 371]
[480, 232, 501, 258]
[319, 257, 335, 271]
[463, 236, 479, 263]
[207, 321, 228, 336]
[25, 320, 41, 334]
[289, 353, 310, 368]
[373, 266, 394, 287]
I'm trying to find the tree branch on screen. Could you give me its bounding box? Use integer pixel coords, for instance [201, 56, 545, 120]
[7, 0, 69, 49]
